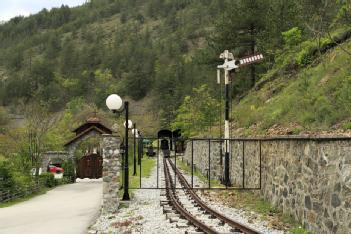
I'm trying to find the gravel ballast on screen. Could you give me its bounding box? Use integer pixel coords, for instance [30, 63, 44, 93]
[90, 156, 286, 234]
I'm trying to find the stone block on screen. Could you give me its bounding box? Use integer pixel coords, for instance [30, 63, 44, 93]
[305, 196, 311, 210]
[307, 211, 317, 224]
[331, 194, 341, 208]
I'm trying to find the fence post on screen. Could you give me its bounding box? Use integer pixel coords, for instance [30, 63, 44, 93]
[208, 139, 211, 189]
[191, 140, 194, 188]
[242, 141, 245, 189]
[259, 140, 262, 189]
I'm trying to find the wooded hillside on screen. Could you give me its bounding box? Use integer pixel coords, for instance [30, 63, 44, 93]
[0, 0, 350, 134]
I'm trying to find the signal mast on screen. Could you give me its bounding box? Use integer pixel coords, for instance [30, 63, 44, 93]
[217, 50, 264, 186]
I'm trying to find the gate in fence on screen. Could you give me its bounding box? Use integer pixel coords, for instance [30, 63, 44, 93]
[123, 135, 262, 190]
[76, 153, 103, 179]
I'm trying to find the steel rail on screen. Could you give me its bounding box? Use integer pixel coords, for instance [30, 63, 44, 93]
[163, 158, 219, 234]
[167, 158, 263, 234]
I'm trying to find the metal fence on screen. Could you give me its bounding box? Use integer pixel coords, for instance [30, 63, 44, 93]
[180, 138, 262, 190]
[124, 137, 262, 190]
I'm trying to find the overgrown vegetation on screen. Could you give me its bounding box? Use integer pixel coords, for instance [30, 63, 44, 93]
[1, 1, 350, 135]
[0, 0, 222, 128]
[232, 37, 351, 135]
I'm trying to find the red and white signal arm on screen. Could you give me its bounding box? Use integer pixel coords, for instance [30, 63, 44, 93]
[217, 53, 264, 71]
[239, 54, 264, 67]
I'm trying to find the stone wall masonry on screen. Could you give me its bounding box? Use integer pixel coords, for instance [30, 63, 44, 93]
[230, 140, 261, 189]
[101, 134, 121, 214]
[182, 137, 351, 234]
[183, 140, 222, 181]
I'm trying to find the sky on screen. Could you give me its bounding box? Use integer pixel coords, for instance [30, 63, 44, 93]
[0, 0, 87, 22]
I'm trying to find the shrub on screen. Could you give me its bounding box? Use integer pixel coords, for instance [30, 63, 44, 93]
[61, 159, 75, 183]
[0, 158, 15, 191]
[12, 172, 35, 193]
[39, 173, 56, 188]
[296, 41, 315, 66]
[0, 158, 35, 195]
[296, 38, 332, 66]
[282, 27, 302, 48]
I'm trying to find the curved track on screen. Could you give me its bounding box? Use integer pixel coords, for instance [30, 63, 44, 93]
[163, 158, 263, 234]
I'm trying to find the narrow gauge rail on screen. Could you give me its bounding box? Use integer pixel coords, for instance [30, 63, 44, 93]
[164, 158, 218, 233]
[164, 158, 263, 234]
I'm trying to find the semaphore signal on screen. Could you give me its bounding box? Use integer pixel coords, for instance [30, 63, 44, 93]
[217, 53, 264, 71]
[216, 50, 264, 186]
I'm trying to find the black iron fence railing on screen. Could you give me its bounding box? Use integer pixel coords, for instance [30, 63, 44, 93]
[123, 137, 263, 190]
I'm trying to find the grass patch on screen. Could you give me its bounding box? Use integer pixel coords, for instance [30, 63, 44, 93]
[281, 214, 313, 234]
[343, 121, 351, 129]
[220, 190, 277, 215]
[118, 156, 156, 198]
[290, 225, 313, 234]
[210, 190, 313, 233]
[129, 156, 156, 189]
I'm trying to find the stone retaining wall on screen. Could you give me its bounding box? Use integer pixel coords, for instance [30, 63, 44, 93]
[183, 137, 351, 234]
[183, 140, 222, 181]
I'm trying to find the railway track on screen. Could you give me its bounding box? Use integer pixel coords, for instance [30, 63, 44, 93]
[162, 157, 263, 234]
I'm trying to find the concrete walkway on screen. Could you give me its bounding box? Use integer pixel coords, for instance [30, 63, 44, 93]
[0, 179, 102, 234]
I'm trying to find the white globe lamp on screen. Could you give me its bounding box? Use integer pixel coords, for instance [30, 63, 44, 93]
[124, 120, 133, 129]
[106, 94, 123, 111]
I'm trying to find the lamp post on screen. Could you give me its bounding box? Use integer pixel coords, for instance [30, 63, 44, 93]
[137, 130, 142, 165]
[132, 124, 137, 176]
[106, 94, 132, 201]
[119, 143, 125, 189]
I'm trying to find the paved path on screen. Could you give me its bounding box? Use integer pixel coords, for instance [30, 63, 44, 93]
[0, 180, 102, 234]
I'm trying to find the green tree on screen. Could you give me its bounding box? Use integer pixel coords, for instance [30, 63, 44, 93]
[60, 37, 77, 75]
[45, 32, 61, 59]
[172, 85, 219, 137]
[210, 0, 269, 89]
[25, 104, 58, 177]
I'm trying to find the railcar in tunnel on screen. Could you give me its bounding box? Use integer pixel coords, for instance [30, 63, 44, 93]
[160, 139, 170, 157]
[157, 129, 173, 158]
